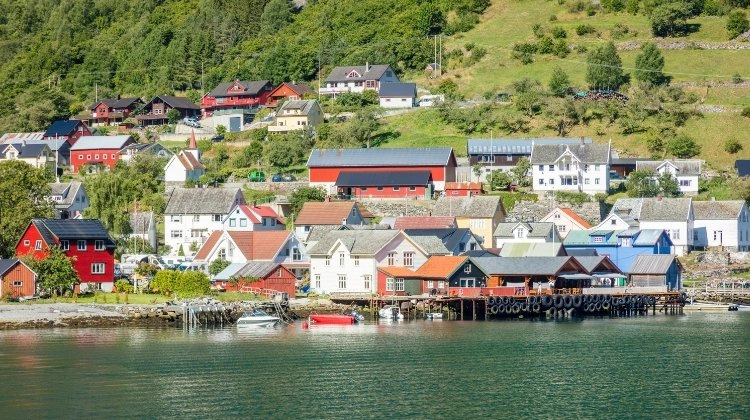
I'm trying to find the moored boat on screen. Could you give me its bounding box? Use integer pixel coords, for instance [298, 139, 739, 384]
[309, 310, 364, 325]
[236, 309, 280, 327]
[379, 305, 404, 320]
[425, 312, 444, 320]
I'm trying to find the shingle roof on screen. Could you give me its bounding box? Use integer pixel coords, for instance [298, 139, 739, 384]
[91, 97, 140, 110]
[295, 202, 357, 225]
[129, 212, 153, 234]
[636, 159, 701, 176]
[2, 143, 50, 158]
[207, 80, 272, 98]
[393, 216, 456, 230]
[693, 200, 745, 220]
[0, 132, 44, 143]
[31, 219, 115, 247]
[736, 160, 750, 177]
[499, 242, 564, 257]
[0, 259, 21, 277]
[237, 205, 283, 224]
[275, 82, 312, 97]
[378, 266, 418, 278]
[44, 120, 86, 137]
[48, 181, 83, 208]
[307, 147, 455, 167]
[530, 143, 610, 164]
[336, 170, 431, 187]
[229, 231, 290, 260]
[378, 82, 416, 98]
[574, 256, 621, 274]
[69, 135, 132, 150]
[278, 99, 320, 116]
[194, 231, 222, 261]
[325, 64, 394, 83]
[164, 188, 243, 215]
[433, 196, 502, 218]
[307, 230, 401, 256]
[473, 256, 579, 275]
[494, 222, 555, 238]
[629, 255, 679, 275]
[414, 256, 469, 278]
[467, 137, 592, 155]
[611, 197, 692, 221]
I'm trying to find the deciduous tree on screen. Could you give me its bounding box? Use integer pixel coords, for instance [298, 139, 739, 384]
[0, 161, 53, 258]
[634, 42, 667, 86]
[585, 42, 626, 90]
[23, 247, 79, 296]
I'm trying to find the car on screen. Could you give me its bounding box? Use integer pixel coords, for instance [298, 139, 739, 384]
[282, 174, 296, 182]
[271, 174, 283, 182]
[211, 134, 224, 142]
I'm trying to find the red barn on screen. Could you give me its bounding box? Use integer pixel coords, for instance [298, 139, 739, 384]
[16, 219, 116, 292]
[43, 120, 92, 145]
[307, 147, 457, 197]
[70, 135, 133, 173]
[212, 261, 296, 296]
[266, 82, 312, 107]
[445, 182, 483, 197]
[201, 80, 274, 117]
[0, 259, 37, 299]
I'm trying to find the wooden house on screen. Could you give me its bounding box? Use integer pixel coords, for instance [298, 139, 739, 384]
[0, 259, 37, 299]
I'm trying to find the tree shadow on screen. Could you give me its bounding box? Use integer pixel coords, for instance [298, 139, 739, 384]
[371, 130, 401, 147]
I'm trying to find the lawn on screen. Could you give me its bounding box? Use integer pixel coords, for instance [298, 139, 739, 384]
[31, 293, 171, 305]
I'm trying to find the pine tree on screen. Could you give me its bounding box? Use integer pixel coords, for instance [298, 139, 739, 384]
[585, 42, 625, 90]
[634, 42, 667, 86]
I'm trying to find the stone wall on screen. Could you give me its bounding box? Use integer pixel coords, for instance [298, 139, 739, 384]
[696, 252, 750, 266]
[359, 199, 434, 217]
[505, 198, 610, 225]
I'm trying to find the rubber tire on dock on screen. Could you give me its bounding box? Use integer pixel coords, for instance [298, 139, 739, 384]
[512, 303, 521, 315]
[594, 302, 602, 312]
[542, 295, 553, 308]
[521, 302, 529, 313]
[572, 295, 583, 308]
[554, 295, 564, 309]
[502, 297, 512, 305]
[488, 297, 496, 305]
[532, 303, 541, 313]
[617, 298, 625, 306]
[601, 301, 611, 311]
[563, 295, 573, 309]
[648, 296, 656, 305]
[490, 305, 499, 315]
[584, 303, 593, 313]
[603, 295, 612, 305]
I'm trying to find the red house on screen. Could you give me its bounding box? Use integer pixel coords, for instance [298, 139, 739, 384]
[43, 120, 92, 145]
[16, 219, 116, 292]
[89, 97, 143, 126]
[0, 259, 37, 299]
[212, 261, 296, 296]
[307, 147, 457, 197]
[201, 80, 274, 117]
[445, 182, 483, 197]
[70, 135, 134, 173]
[266, 82, 312, 107]
[377, 256, 489, 297]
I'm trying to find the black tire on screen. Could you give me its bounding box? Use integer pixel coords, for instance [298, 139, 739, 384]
[583, 295, 591, 305]
[490, 305, 499, 315]
[521, 302, 529, 313]
[542, 295, 553, 308]
[618, 298, 625, 306]
[624, 296, 632, 305]
[572, 295, 583, 308]
[594, 302, 602, 312]
[512, 303, 521, 314]
[554, 295, 564, 309]
[648, 296, 656, 305]
[585, 303, 593, 313]
[503, 297, 512, 305]
[601, 301, 611, 311]
[547, 307, 557, 317]
[532, 303, 541, 313]
[603, 295, 612, 305]
[488, 297, 496, 305]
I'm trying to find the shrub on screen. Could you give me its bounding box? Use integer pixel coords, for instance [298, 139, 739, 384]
[742, 106, 750, 118]
[512, 42, 537, 64]
[611, 23, 632, 39]
[726, 10, 749, 39]
[724, 139, 743, 154]
[733, 73, 743, 84]
[568, 1, 586, 13]
[537, 36, 555, 54]
[464, 42, 476, 51]
[586, 4, 598, 15]
[551, 26, 568, 38]
[576, 24, 596, 36]
[549, 14, 558, 21]
[532, 23, 545, 38]
[553, 39, 570, 57]
[115, 280, 134, 294]
[555, 191, 592, 205]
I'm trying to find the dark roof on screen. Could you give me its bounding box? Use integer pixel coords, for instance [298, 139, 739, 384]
[164, 187, 243, 214]
[325, 64, 395, 83]
[565, 248, 599, 256]
[460, 249, 499, 257]
[149, 95, 199, 110]
[379, 82, 416, 98]
[0, 259, 21, 276]
[44, 120, 85, 137]
[2, 143, 50, 158]
[336, 170, 431, 187]
[467, 138, 592, 155]
[207, 80, 272, 98]
[90, 97, 140, 110]
[736, 160, 750, 177]
[31, 219, 115, 247]
[307, 147, 456, 167]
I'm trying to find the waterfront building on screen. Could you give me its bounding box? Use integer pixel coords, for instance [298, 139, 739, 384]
[493, 221, 560, 248]
[563, 228, 672, 273]
[610, 197, 694, 256]
[0, 259, 37, 299]
[402, 228, 482, 256]
[628, 254, 683, 291]
[692, 199, 750, 251]
[539, 207, 592, 239]
[433, 195, 505, 246]
[212, 262, 297, 297]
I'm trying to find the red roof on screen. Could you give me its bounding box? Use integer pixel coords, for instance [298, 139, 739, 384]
[445, 182, 482, 190]
[378, 266, 417, 277]
[194, 231, 222, 260]
[559, 208, 592, 229]
[295, 202, 356, 225]
[414, 256, 468, 279]
[393, 216, 456, 230]
[194, 230, 290, 261]
[177, 151, 205, 170]
[249, 205, 284, 223]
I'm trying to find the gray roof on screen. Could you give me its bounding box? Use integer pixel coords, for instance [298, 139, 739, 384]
[150, 95, 199, 110]
[636, 160, 701, 176]
[405, 235, 451, 255]
[120, 142, 173, 156]
[692, 200, 745, 220]
[207, 80, 271, 98]
[129, 212, 154, 234]
[307, 230, 401, 256]
[629, 255, 679, 275]
[325, 64, 395, 83]
[611, 197, 692, 221]
[499, 242, 564, 257]
[433, 196, 502, 219]
[1, 142, 50, 158]
[305, 225, 344, 243]
[164, 187, 243, 215]
[403, 228, 474, 254]
[48, 181, 84, 208]
[565, 248, 598, 257]
[91, 97, 141, 110]
[574, 256, 621, 273]
[633, 229, 669, 246]
[530, 143, 610, 164]
[0, 259, 22, 277]
[278, 100, 320, 116]
[307, 147, 455, 167]
[213, 263, 245, 281]
[21, 139, 69, 152]
[467, 137, 592, 155]
[70, 135, 132, 150]
[494, 222, 554, 238]
[0, 132, 44, 142]
[379, 82, 416, 98]
[473, 256, 576, 275]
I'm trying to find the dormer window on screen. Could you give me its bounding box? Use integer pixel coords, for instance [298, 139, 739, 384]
[346, 70, 361, 78]
[592, 236, 604, 243]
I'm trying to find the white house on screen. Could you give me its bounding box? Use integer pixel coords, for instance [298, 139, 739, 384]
[378, 82, 416, 108]
[319, 63, 400, 96]
[164, 132, 204, 184]
[693, 199, 750, 251]
[636, 159, 701, 194]
[193, 230, 306, 266]
[0, 142, 54, 170]
[539, 207, 592, 239]
[222, 204, 285, 231]
[611, 197, 694, 256]
[163, 187, 245, 256]
[294, 201, 365, 243]
[493, 222, 561, 248]
[308, 230, 428, 295]
[120, 142, 174, 164]
[48, 181, 88, 219]
[530, 141, 611, 195]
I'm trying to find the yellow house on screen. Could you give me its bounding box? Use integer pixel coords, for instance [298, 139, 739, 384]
[267, 100, 323, 133]
[432, 196, 505, 247]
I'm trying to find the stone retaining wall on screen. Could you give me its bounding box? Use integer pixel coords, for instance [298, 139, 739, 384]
[505, 198, 609, 225]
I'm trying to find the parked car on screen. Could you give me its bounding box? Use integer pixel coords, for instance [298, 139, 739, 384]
[271, 174, 283, 182]
[183, 117, 202, 128]
[282, 174, 296, 182]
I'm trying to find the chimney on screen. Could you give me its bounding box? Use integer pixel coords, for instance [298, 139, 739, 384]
[365, 62, 370, 72]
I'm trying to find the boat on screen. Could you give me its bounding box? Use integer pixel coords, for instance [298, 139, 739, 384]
[425, 312, 444, 320]
[236, 309, 280, 327]
[728, 304, 739, 312]
[379, 305, 404, 320]
[309, 310, 365, 325]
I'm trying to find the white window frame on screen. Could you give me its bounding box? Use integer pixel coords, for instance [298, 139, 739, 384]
[386, 277, 394, 292]
[363, 275, 371, 290]
[337, 274, 347, 289]
[60, 240, 69, 251]
[35, 240, 42, 250]
[77, 240, 87, 251]
[95, 240, 105, 251]
[403, 252, 414, 267]
[91, 263, 105, 274]
[395, 278, 405, 292]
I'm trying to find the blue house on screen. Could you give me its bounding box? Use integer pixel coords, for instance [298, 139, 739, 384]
[563, 228, 672, 273]
[629, 254, 683, 290]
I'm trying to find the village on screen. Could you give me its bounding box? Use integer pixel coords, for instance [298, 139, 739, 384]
[1, 63, 750, 320]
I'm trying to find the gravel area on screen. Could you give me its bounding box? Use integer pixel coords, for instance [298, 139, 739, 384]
[0, 303, 126, 322]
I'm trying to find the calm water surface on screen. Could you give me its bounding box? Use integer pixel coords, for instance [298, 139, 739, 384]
[0, 313, 748, 419]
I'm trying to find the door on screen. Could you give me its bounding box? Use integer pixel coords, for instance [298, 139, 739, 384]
[229, 117, 241, 132]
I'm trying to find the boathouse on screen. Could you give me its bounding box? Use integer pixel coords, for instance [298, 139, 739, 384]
[628, 254, 683, 291]
[212, 262, 296, 296]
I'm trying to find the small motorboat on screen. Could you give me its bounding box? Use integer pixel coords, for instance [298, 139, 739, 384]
[236, 309, 280, 327]
[379, 305, 404, 320]
[728, 304, 739, 312]
[309, 310, 365, 325]
[425, 312, 444, 320]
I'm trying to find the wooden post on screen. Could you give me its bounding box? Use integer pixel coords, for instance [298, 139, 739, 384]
[472, 299, 476, 320]
[460, 299, 464, 320]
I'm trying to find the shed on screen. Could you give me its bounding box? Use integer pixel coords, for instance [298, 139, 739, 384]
[629, 254, 682, 290]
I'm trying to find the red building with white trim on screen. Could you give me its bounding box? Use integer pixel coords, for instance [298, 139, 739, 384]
[200, 80, 274, 117]
[445, 182, 483, 197]
[212, 262, 296, 296]
[16, 219, 116, 292]
[266, 82, 312, 107]
[43, 120, 92, 145]
[0, 259, 37, 298]
[70, 135, 133, 173]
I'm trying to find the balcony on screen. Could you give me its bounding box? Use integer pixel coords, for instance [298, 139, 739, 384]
[267, 124, 303, 133]
[319, 86, 352, 95]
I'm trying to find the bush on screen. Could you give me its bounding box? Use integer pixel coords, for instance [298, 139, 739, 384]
[532, 23, 545, 38]
[726, 10, 749, 39]
[576, 24, 596, 36]
[741, 106, 750, 118]
[555, 191, 592, 205]
[568, 1, 586, 13]
[496, 192, 538, 212]
[724, 138, 743, 154]
[537, 36, 555, 54]
[611, 23, 634, 39]
[150, 270, 210, 298]
[733, 73, 743, 84]
[512, 42, 537, 64]
[551, 26, 568, 38]
[115, 280, 134, 294]
[549, 14, 558, 21]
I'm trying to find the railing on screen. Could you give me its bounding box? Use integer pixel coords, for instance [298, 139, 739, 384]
[238, 286, 282, 297]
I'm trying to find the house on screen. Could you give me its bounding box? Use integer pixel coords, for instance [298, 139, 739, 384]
[530, 141, 611, 195]
[0, 132, 44, 143]
[563, 228, 672, 273]
[403, 228, 482, 256]
[43, 120, 91, 145]
[266, 82, 312, 107]
[499, 242, 566, 257]
[335, 170, 434, 199]
[444, 182, 483, 197]
[129, 211, 157, 252]
[379, 82, 416, 108]
[193, 230, 305, 266]
[611, 197, 694, 255]
[493, 222, 560, 248]
[320, 63, 400, 96]
[610, 158, 638, 178]
[393, 216, 456, 230]
[222, 203, 285, 231]
[433, 195, 505, 246]
[88, 97, 143, 126]
[467, 137, 593, 180]
[48, 181, 88, 219]
[0, 142, 54, 170]
[308, 147, 457, 195]
[200, 80, 274, 117]
[735, 160, 750, 177]
[572, 255, 625, 288]
[307, 230, 428, 295]
[539, 207, 592, 239]
[69, 135, 134, 173]
[0, 259, 37, 299]
[473, 256, 591, 291]
[163, 187, 245, 256]
[267, 100, 323, 133]
[636, 159, 701, 194]
[17, 139, 71, 168]
[163, 133, 204, 184]
[137, 95, 200, 126]
[119, 142, 174, 164]
[16, 219, 116, 292]
[377, 256, 489, 297]
[212, 262, 296, 295]
[693, 199, 750, 251]
[629, 254, 683, 291]
[294, 201, 365, 242]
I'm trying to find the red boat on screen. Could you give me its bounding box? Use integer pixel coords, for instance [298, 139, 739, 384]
[308, 314, 357, 325]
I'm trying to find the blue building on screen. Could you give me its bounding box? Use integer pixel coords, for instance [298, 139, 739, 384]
[563, 228, 672, 273]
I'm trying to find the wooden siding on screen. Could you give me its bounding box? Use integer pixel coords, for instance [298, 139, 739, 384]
[0, 263, 36, 298]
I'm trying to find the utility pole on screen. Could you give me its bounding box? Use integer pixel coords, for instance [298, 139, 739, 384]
[201, 61, 205, 97]
[438, 35, 442, 77]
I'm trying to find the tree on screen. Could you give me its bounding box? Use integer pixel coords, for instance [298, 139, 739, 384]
[289, 186, 327, 217]
[135, 262, 159, 278]
[23, 247, 79, 296]
[209, 258, 231, 276]
[545, 97, 579, 136]
[586, 42, 626, 90]
[649, 3, 690, 37]
[216, 124, 227, 137]
[668, 134, 701, 158]
[166, 109, 181, 125]
[656, 171, 681, 197]
[634, 43, 667, 86]
[259, 0, 294, 36]
[727, 11, 749, 39]
[490, 171, 513, 191]
[511, 157, 532, 187]
[346, 108, 381, 148]
[548, 66, 571, 97]
[625, 169, 661, 197]
[472, 164, 483, 181]
[0, 161, 53, 258]
[724, 139, 743, 154]
[234, 141, 264, 167]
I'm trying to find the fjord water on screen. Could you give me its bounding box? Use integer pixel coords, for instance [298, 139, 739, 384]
[1, 313, 748, 419]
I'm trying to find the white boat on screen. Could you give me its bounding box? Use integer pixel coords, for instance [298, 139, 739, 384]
[379, 305, 404, 320]
[425, 312, 444, 320]
[236, 309, 280, 327]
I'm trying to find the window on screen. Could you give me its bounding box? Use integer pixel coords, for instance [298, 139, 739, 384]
[91, 263, 105, 274]
[213, 214, 222, 222]
[229, 218, 236, 227]
[679, 179, 691, 187]
[292, 248, 301, 261]
[95, 240, 105, 251]
[386, 277, 394, 291]
[506, 155, 513, 162]
[538, 165, 544, 171]
[60, 240, 69, 251]
[193, 215, 200, 222]
[559, 225, 566, 232]
[538, 178, 544, 185]
[304, 225, 311, 232]
[240, 219, 247, 227]
[395, 278, 405, 291]
[403, 252, 414, 267]
[594, 178, 600, 185]
[111, 154, 116, 159]
[78, 154, 83, 160]
[459, 242, 466, 252]
[171, 215, 181, 223]
[438, 281, 445, 288]
[94, 154, 99, 160]
[460, 278, 476, 287]
[13, 281, 22, 287]
[387, 252, 396, 265]
[592, 236, 604, 243]
[584, 164, 589, 172]
[584, 178, 590, 185]
[377, 187, 384, 191]
[338, 275, 347, 289]
[549, 179, 555, 185]
[464, 264, 472, 273]
[87, 154, 91, 160]
[427, 280, 434, 289]
[363, 275, 371, 290]
[393, 187, 400, 191]
[549, 165, 555, 171]
[554, 213, 560, 219]
[611, 219, 617, 225]
[339, 252, 345, 266]
[77, 240, 86, 251]
[409, 186, 416, 191]
[218, 249, 226, 260]
[170, 230, 183, 238]
[672, 229, 680, 240]
[325, 256, 331, 266]
[315, 275, 321, 289]
[353, 256, 359, 266]
[515, 228, 524, 239]
[470, 243, 477, 250]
